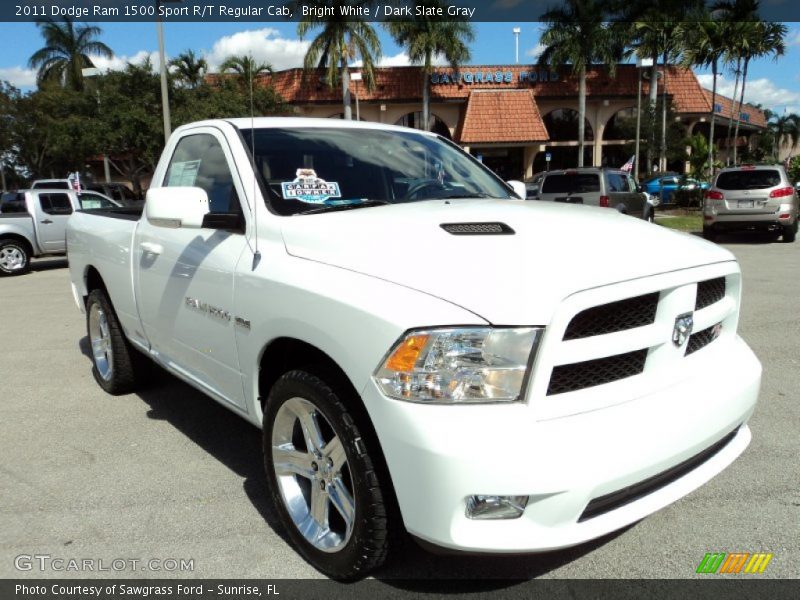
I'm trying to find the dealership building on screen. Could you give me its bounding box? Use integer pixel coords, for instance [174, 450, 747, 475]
[262, 64, 767, 180]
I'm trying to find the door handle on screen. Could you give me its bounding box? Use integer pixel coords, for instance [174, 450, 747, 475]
[40, 219, 53, 224]
[140, 242, 163, 256]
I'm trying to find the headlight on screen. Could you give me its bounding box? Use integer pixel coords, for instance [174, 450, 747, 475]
[373, 327, 542, 404]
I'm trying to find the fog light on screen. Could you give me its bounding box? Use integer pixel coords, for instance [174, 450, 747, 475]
[465, 495, 528, 520]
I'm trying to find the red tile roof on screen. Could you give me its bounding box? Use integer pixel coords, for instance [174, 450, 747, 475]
[209, 64, 766, 130]
[457, 90, 549, 144]
[701, 89, 767, 128]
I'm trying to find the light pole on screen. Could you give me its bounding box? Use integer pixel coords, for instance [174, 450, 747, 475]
[513, 28, 521, 64]
[156, 0, 182, 143]
[350, 72, 362, 121]
[634, 56, 652, 180]
[82, 67, 112, 183]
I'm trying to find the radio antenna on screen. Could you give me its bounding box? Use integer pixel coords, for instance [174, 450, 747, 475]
[249, 54, 261, 270]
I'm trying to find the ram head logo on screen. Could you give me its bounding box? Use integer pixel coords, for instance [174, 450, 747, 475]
[672, 312, 694, 347]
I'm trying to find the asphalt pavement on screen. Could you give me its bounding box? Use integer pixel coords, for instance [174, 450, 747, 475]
[0, 233, 797, 587]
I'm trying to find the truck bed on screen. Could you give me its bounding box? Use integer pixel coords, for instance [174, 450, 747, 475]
[67, 209, 143, 348]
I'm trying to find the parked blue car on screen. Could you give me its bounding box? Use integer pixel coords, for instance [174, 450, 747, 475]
[642, 174, 710, 204]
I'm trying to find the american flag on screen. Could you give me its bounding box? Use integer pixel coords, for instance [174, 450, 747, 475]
[620, 155, 635, 173]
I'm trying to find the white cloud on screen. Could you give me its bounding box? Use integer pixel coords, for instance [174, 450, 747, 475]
[88, 50, 161, 73]
[204, 28, 310, 72]
[787, 29, 800, 46]
[697, 73, 800, 113]
[0, 66, 37, 88]
[526, 44, 545, 59]
[376, 52, 412, 67]
[352, 52, 450, 68]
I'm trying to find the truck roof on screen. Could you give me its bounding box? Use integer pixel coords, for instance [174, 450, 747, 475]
[183, 117, 439, 137]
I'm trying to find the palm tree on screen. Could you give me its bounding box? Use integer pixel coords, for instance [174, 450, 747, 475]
[731, 20, 786, 164]
[169, 50, 208, 89]
[617, 1, 704, 175]
[385, 1, 473, 132]
[220, 55, 273, 83]
[769, 113, 800, 159]
[538, 0, 622, 167]
[295, 1, 381, 120]
[712, 0, 759, 164]
[28, 17, 112, 91]
[682, 16, 729, 175]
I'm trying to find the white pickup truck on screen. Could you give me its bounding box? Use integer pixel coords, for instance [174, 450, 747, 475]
[67, 118, 762, 579]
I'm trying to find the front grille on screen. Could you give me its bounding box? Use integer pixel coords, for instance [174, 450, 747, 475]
[696, 277, 726, 310]
[440, 222, 515, 235]
[578, 427, 740, 522]
[563, 293, 659, 341]
[547, 349, 648, 396]
[685, 323, 722, 356]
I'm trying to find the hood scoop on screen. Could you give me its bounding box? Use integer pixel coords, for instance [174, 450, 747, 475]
[440, 222, 515, 235]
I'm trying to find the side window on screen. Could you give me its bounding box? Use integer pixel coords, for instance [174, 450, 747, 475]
[39, 193, 73, 215]
[164, 133, 240, 214]
[607, 173, 625, 192]
[78, 193, 113, 210]
[1, 193, 26, 213]
[626, 175, 637, 192]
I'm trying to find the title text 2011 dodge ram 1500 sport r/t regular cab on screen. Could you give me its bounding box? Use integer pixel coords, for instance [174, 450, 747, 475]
[67, 118, 761, 580]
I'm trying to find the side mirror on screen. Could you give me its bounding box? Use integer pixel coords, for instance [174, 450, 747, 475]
[507, 180, 527, 199]
[145, 187, 209, 229]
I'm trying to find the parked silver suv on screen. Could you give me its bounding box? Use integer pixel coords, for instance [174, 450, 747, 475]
[703, 165, 798, 243]
[533, 167, 651, 220]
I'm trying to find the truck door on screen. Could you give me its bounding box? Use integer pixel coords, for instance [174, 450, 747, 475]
[134, 128, 249, 411]
[35, 192, 73, 253]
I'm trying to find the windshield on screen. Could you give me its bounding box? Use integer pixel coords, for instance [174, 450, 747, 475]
[716, 170, 781, 190]
[541, 173, 600, 194]
[240, 127, 514, 215]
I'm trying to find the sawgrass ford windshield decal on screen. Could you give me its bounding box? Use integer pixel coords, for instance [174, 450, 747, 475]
[281, 169, 341, 204]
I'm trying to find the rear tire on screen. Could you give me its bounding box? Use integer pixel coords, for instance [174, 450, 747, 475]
[0, 239, 31, 276]
[86, 289, 142, 395]
[782, 222, 797, 243]
[702, 227, 718, 242]
[263, 370, 389, 580]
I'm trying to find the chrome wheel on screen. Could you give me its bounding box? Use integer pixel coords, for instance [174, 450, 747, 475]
[271, 397, 355, 553]
[88, 302, 113, 382]
[0, 245, 26, 272]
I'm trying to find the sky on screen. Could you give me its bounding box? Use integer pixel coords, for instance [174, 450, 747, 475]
[1, 21, 799, 115]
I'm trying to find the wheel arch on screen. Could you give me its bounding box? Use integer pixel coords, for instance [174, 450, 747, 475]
[0, 233, 34, 258]
[83, 265, 109, 306]
[257, 336, 404, 536]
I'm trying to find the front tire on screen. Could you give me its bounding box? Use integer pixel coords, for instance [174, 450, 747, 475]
[263, 370, 389, 580]
[0, 239, 31, 276]
[86, 289, 142, 395]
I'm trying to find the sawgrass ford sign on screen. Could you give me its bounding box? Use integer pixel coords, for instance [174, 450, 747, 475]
[431, 70, 561, 85]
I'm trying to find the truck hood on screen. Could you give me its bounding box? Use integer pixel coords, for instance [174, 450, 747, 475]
[280, 199, 734, 324]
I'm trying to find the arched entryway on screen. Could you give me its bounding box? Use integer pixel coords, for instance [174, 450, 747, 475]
[534, 109, 595, 171]
[394, 111, 452, 139]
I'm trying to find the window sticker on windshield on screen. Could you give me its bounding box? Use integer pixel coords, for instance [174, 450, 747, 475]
[281, 169, 341, 204]
[168, 160, 201, 187]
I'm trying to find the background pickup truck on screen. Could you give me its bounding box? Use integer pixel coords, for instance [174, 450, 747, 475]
[67, 118, 761, 580]
[0, 189, 119, 275]
[0, 189, 120, 275]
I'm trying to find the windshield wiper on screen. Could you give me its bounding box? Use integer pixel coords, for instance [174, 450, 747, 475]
[297, 200, 391, 215]
[428, 192, 506, 200]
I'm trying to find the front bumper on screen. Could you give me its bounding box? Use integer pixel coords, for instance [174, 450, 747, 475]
[364, 335, 760, 552]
